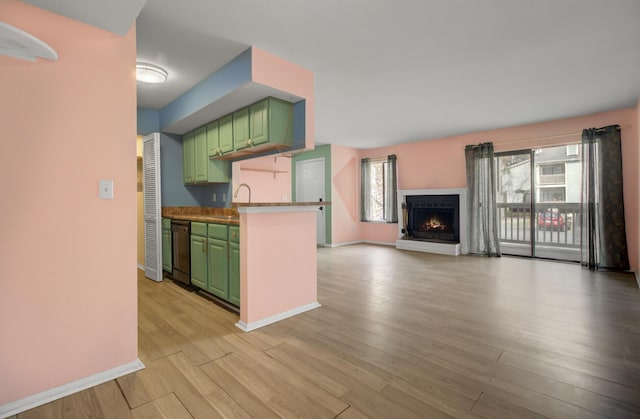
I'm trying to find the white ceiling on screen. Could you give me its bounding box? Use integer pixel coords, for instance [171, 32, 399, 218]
[29, 0, 640, 149]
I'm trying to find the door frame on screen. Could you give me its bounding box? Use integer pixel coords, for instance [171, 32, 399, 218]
[295, 157, 326, 246]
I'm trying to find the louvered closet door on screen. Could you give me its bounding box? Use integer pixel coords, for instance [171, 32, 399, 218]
[143, 133, 162, 282]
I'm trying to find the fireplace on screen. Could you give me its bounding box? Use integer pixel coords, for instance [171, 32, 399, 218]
[405, 194, 460, 243]
[397, 188, 467, 256]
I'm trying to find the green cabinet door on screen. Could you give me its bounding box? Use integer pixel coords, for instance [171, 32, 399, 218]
[207, 238, 229, 299]
[183, 131, 195, 184]
[233, 108, 250, 150]
[190, 235, 207, 290]
[246, 97, 294, 151]
[229, 241, 240, 306]
[218, 114, 234, 154]
[194, 126, 208, 183]
[162, 228, 172, 272]
[249, 99, 269, 146]
[207, 120, 220, 157]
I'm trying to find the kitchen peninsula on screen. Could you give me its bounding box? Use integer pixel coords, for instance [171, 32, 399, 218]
[235, 202, 326, 331]
[163, 202, 327, 332]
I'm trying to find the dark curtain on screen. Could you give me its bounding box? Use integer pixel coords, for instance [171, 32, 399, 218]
[580, 125, 629, 271]
[385, 154, 398, 223]
[465, 142, 501, 256]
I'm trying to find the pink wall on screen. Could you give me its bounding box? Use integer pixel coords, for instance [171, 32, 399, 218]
[239, 210, 317, 324]
[0, 1, 137, 405]
[331, 144, 363, 244]
[232, 156, 292, 203]
[357, 107, 639, 271]
[251, 47, 315, 150]
[229, 48, 315, 205]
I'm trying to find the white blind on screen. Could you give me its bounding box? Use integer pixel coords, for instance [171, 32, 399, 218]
[143, 133, 162, 282]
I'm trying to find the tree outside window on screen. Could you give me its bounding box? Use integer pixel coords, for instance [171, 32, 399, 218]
[361, 155, 398, 223]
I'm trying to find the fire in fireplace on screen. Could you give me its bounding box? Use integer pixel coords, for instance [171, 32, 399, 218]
[405, 195, 460, 243]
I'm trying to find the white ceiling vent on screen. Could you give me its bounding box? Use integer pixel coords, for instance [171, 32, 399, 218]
[0, 21, 57, 62]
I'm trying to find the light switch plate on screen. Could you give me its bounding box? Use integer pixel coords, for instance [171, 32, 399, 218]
[99, 180, 114, 199]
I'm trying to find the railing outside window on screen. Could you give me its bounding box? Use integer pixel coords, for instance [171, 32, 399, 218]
[497, 202, 580, 248]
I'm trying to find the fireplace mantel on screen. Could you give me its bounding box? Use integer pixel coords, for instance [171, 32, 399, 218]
[396, 188, 468, 256]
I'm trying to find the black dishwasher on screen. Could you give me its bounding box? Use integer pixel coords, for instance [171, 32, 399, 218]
[170, 220, 191, 285]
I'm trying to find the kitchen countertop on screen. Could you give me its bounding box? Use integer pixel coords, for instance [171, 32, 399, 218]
[163, 214, 240, 225]
[162, 203, 329, 223]
[162, 206, 239, 225]
[232, 201, 330, 207]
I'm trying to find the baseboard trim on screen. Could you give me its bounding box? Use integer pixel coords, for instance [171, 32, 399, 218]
[635, 271, 640, 289]
[329, 240, 364, 248]
[137, 263, 144, 271]
[235, 301, 322, 332]
[0, 359, 145, 418]
[364, 240, 396, 247]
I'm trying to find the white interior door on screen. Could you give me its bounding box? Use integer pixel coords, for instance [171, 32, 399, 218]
[296, 158, 326, 246]
[143, 133, 162, 282]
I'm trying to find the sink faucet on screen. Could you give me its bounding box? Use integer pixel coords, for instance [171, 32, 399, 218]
[234, 183, 251, 203]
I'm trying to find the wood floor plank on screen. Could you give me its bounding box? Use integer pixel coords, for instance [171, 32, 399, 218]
[425, 352, 605, 419]
[14, 247, 640, 418]
[131, 393, 192, 419]
[341, 384, 444, 419]
[93, 380, 134, 419]
[266, 339, 389, 394]
[211, 349, 349, 418]
[472, 392, 548, 419]
[199, 359, 281, 419]
[335, 406, 372, 419]
[498, 350, 640, 409]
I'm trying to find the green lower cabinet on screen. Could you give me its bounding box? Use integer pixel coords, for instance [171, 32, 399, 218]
[162, 229, 172, 272]
[229, 242, 240, 306]
[190, 222, 239, 306]
[190, 234, 207, 289]
[207, 238, 229, 298]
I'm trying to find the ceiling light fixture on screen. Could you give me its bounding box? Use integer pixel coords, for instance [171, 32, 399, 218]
[136, 62, 168, 84]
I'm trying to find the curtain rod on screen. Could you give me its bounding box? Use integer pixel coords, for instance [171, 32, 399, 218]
[498, 124, 627, 146]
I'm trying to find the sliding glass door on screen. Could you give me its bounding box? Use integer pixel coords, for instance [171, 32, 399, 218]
[496, 145, 581, 261]
[496, 151, 533, 256]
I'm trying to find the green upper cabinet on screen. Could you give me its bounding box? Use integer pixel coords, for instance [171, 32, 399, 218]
[207, 120, 220, 157]
[182, 131, 195, 184]
[183, 123, 230, 185]
[236, 97, 294, 151]
[232, 108, 250, 150]
[249, 98, 269, 146]
[206, 121, 230, 183]
[194, 126, 208, 183]
[184, 97, 294, 170]
[218, 114, 234, 154]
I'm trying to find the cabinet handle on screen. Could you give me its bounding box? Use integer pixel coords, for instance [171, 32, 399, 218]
[247, 138, 254, 146]
[218, 148, 223, 155]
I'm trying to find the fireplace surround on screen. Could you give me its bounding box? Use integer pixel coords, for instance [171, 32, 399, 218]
[396, 188, 468, 255]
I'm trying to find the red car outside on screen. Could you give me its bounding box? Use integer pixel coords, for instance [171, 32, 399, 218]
[538, 211, 565, 231]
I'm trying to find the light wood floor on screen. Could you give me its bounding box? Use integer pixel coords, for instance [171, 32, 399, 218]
[13, 244, 640, 418]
